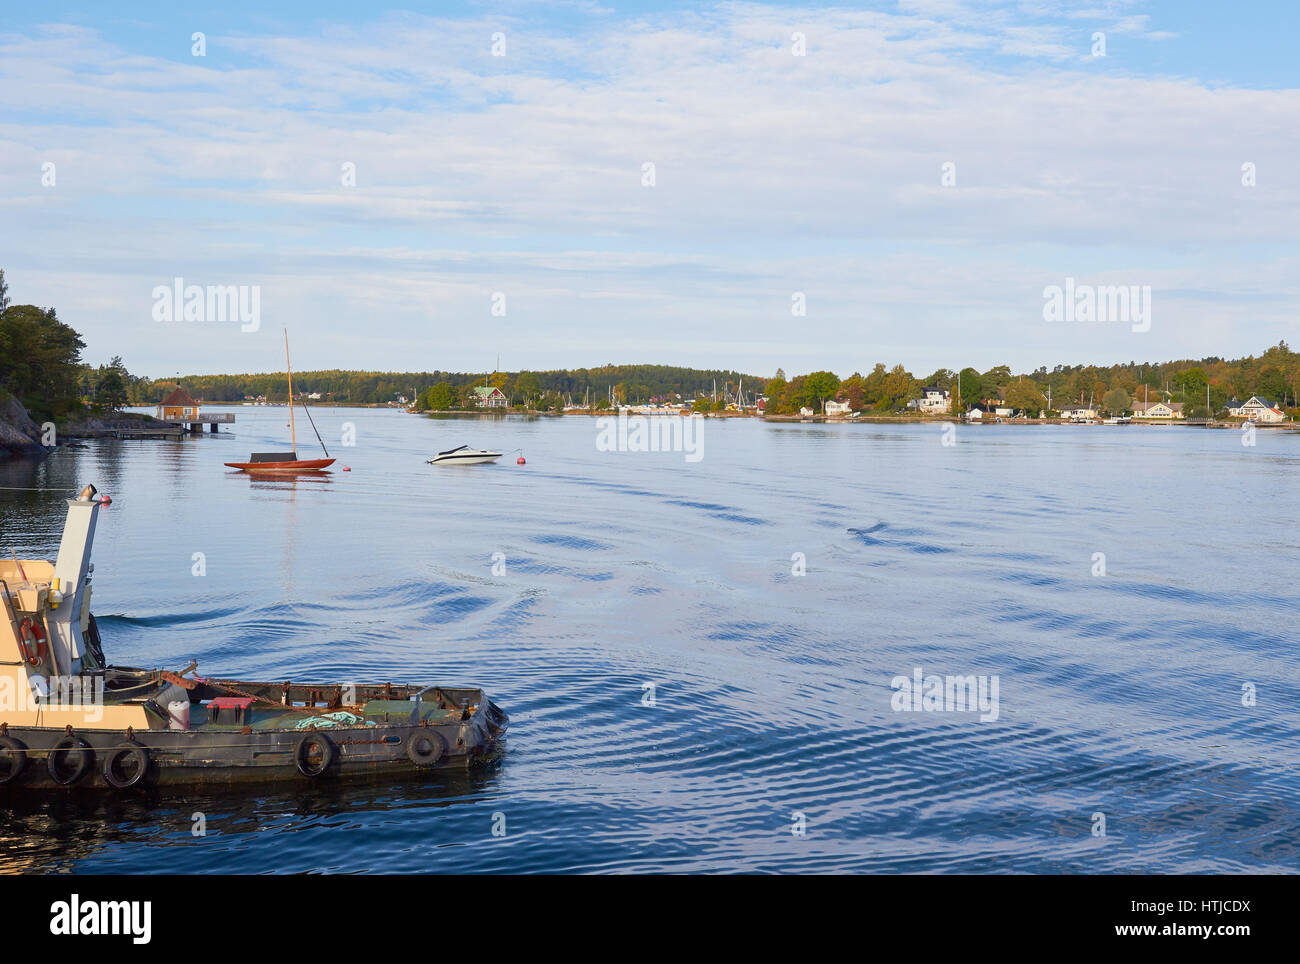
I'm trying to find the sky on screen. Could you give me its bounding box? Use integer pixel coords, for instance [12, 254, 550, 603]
[1, 1, 1297, 378]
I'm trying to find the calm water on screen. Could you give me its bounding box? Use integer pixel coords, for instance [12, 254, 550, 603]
[1, 408, 1298, 874]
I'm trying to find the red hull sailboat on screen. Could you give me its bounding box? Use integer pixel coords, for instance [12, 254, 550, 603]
[224, 456, 335, 472]
[226, 331, 336, 473]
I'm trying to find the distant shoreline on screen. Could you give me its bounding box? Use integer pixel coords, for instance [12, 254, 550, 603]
[402, 407, 1296, 429]
[124, 402, 1299, 430]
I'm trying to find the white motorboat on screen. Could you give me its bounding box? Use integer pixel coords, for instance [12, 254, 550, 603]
[427, 445, 503, 465]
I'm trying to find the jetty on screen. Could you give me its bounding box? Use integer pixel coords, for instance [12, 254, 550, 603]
[60, 412, 234, 442]
[160, 413, 235, 434]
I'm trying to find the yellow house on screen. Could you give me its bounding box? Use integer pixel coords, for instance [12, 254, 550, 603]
[157, 387, 200, 421]
[1132, 400, 1184, 419]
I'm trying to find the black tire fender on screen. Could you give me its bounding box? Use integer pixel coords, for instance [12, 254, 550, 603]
[48, 737, 94, 786]
[406, 729, 446, 767]
[103, 741, 150, 789]
[0, 736, 29, 785]
[294, 732, 335, 777]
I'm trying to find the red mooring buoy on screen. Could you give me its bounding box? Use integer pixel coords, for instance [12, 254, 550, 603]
[517, 456, 526, 465]
[99, 495, 112, 505]
[343, 466, 351, 471]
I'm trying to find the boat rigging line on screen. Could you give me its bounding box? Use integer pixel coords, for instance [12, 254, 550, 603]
[297, 397, 330, 458]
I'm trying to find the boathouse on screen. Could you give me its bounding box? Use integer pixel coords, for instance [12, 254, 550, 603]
[158, 387, 200, 421]
[155, 386, 235, 434]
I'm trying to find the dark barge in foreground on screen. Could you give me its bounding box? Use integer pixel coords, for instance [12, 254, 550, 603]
[0, 485, 507, 790]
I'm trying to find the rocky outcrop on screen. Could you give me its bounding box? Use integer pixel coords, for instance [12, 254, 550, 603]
[0, 391, 46, 455]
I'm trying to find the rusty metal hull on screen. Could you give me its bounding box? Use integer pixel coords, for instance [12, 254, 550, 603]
[0, 675, 508, 791]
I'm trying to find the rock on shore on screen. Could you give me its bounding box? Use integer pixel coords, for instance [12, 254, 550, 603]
[0, 391, 46, 455]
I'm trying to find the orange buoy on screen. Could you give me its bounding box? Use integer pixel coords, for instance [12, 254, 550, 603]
[100, 495, 112, 505]
[343, 466, 351, 471]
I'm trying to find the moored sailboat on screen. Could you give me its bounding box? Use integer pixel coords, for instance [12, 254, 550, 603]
[225, 331, 336, 472]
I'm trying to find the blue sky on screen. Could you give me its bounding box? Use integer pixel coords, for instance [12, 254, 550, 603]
[2, 1, 1297, 377]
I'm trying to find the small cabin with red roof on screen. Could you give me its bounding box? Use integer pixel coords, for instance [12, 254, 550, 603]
[157, 387, 200, 422]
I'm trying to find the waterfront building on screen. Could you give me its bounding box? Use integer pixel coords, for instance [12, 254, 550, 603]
[917, 387, 951, 414]
[1228, 396, 1285, 422]
[472, 386, 509, 408]
[157, 387, 200, 421]
[1132, 400, 1185, 419]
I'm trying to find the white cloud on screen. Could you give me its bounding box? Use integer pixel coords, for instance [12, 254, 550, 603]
[0, 4, 1295, 376]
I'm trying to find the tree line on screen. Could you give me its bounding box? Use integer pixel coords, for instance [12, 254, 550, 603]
[130, 364, 758, 410]
[4, 267, 1298, 422]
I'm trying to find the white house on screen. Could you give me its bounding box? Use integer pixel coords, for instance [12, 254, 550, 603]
[825, 399, 853, 416]
[917, 387, 951, 415]
[1229, 396, 1285, 422]
[1061, 405, 1098, 420]
[799, 406, 816, 417]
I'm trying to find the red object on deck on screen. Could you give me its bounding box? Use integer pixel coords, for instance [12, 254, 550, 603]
[209, 697, 255, 710]
[225, 458, 335, 472]
[207, 695, 256, 726]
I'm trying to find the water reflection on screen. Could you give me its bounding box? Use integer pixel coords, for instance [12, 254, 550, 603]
[0, 762, 504, 874]
[238, 470, 335, 485]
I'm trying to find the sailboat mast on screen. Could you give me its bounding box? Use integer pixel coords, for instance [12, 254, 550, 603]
[285, 329, 297, 454]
